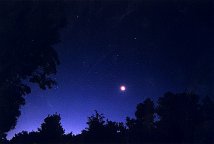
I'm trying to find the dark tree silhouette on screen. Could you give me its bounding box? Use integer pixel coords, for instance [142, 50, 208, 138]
[61, 132, 73, 144]
[0, 84, 26, 141]
[38, 114, 65, 143]
[201, 96, 214, 121]
[104, 120, 126, 143]
[135, 98, 155, 128]
[156, 92, 201, 143]
[10, 131, 29, 144]
[0, 1, 66, 140]
[126, 98, 155, 143]
[86, 111, 105, 132]
[10, 131, 39, 144]
[80, 111, 126, 144]
[9, 92, 214, 143]
[194, 96, 214, 143]
[11, 114, 70, 144]
[81, 111, 106, 143]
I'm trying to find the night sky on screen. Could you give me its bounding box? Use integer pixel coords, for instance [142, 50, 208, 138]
[8, 0, 213, 139]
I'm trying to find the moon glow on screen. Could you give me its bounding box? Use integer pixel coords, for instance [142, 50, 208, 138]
[120, 85, 126, 92]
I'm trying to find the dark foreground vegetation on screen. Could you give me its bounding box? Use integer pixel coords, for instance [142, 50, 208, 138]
[0, 1, 213, 144]
[8, 92, 214, 144]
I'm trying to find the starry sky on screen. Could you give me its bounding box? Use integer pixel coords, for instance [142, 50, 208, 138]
[8, 0, 213, 139]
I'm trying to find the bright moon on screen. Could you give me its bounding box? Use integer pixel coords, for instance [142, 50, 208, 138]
[120, 85, 126, 91]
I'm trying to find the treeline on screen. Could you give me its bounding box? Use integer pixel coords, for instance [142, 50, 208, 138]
[10, 92, 214, 144]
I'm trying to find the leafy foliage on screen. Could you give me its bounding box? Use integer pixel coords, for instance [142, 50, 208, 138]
[0, 0, 66, 140]
[79, 111, 126, 144]
[11, 114, 65, 144]
[38, 114, 65, 143]
[156, 92, 201, 142]
[10, 92, 214, 144]
[126, 98, 155, 143]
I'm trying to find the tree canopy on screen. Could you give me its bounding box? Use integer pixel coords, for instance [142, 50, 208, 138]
[0, 1, 66, 141]
[10, 92, 214, 144]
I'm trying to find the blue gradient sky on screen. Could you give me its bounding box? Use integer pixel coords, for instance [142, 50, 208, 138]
[7, 0, 213, 139]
